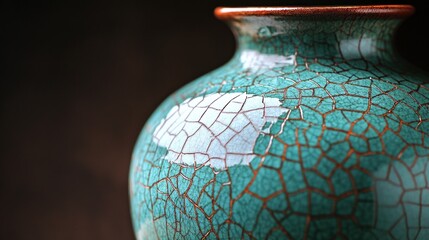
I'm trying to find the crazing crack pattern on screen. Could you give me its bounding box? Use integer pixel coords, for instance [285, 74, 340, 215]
[130, 16, 429, 239]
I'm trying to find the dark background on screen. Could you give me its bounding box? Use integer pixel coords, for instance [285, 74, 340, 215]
[1, 0, 428, 239]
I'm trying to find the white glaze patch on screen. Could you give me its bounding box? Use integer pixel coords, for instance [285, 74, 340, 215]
[153, 93, 288, 170]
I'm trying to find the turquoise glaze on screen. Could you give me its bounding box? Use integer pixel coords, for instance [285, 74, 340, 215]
[130, 6, 429, 239]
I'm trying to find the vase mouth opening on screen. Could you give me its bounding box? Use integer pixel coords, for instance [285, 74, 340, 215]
[215, 5, 414, 20]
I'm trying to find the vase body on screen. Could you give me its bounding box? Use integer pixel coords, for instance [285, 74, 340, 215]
[130, 6, 429, 239]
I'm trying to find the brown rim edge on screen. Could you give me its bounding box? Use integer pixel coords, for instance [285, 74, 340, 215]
[215, 5, 415, 20]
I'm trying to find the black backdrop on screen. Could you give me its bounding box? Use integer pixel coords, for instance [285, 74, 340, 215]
[1, 1, 428, 239]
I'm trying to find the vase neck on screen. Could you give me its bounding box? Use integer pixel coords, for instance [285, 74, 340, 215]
[216, 6, 413, 64]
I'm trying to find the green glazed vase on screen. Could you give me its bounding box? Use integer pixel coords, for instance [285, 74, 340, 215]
[130, 5, 429, 239]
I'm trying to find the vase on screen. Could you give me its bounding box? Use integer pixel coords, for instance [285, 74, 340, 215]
[130, 5, 429, 239]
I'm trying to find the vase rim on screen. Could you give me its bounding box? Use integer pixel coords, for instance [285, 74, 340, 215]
[215, 5, 414, 19]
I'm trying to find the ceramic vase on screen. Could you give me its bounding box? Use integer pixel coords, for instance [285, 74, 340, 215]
[130, 5, 429, 239]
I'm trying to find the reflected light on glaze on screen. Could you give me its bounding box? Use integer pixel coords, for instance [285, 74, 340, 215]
[240, 50, 296, 71]
[374, 160, 429, 233]
[340, 38, 376, 59]
[153, 93, 289, 170]
[136, 219, 155, 240]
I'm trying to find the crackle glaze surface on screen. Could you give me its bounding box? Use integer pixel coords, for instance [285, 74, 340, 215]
[130, 10, 429, 239]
